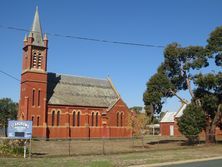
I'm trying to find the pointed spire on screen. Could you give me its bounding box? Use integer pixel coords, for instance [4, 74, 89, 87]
[43, 33, 48, 40]
[29, 6, 44, 46]
[24, 34, 28, 42]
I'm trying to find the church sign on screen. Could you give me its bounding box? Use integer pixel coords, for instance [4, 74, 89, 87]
[7, 120, 32, 139]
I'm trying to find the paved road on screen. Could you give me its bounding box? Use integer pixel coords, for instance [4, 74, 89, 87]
[163, 159, 222, 167]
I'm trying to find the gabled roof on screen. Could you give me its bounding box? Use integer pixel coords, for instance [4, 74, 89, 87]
[160, 112, 176, 123]
[47, 73, 119, 108]
[160, 102, 189, 123]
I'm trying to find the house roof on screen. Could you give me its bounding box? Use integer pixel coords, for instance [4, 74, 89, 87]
[160, 112, 176, 123]
[47, 73, 119, 107]
[160, 102, 189, 123]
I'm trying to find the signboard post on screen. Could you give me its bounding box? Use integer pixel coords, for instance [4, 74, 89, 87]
[7, 120, 32, 158]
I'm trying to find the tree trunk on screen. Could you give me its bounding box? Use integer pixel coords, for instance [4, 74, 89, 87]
[205, 126, 216, 144]
[186, 78, 194, 98]
[186, 78, 202, 106]
[205, 104, 222, 144]
[4, 124, 7, 137]
[169, 89, 188, 104]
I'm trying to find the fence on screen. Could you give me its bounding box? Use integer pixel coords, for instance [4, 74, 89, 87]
[1, 134, 222, 158]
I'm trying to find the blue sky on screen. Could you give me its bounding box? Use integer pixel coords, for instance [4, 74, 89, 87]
[0, 0, 221, 112]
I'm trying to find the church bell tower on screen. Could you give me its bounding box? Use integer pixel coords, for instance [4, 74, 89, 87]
[18, 7, 48, 137]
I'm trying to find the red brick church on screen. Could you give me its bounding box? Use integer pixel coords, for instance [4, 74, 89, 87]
[18, 8, 132, 139]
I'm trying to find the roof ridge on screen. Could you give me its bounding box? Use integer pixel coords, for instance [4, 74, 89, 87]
[48, 72, 107, 81]
[107, 77, 120, 97]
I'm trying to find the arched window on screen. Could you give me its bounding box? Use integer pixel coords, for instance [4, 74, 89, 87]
[57, 111, 60, 126]
[38, 90, 41, 107]
[120, 112, 123, 127]
[73, 111, 76, 126]
[32, 89, 35, 106]
[77, 112, 80, 126]
[32, 116, 34, 125]
[96, 112, 98, 127]
[37, 116, 40, 126]
[91, 112, 94, 126]
[52, 110, 55, 126]
[117, 112, 119, 127]
[21, 113, 24, 120]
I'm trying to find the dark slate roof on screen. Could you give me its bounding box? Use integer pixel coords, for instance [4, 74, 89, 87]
[47, 73, 119, 107]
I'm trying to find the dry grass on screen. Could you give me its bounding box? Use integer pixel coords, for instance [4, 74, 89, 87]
[1, 145, 222, 167]
[30, 136, 187, 156]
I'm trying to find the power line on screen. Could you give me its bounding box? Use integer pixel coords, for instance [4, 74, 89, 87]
[0, 24, 165, 48]
[0, 70, 21, 82]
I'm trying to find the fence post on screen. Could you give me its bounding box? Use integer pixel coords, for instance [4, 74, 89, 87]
[68, 137, 71, 156]
[102, 138, 105, 155]
[142, 135, 144, 148]
[132, 136, 134, 151]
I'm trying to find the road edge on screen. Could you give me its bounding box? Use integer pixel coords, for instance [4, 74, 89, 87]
[129, 156, 222, 167]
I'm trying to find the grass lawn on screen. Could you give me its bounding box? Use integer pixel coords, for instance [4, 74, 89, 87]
[1, 144, 222, 167]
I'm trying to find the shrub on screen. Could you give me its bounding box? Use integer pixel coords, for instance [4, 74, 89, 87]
[0, 139, 28, 156]
[178, 104, 206, 144]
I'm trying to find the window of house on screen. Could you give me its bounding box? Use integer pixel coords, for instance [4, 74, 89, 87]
[32, 116, 34, 125]
[73, 111, 76, 126]
[96, 112, 98, 127]
[57, 111, 60, 126]
[91, 112, 94, 126]
[120, 112, 123, 127]
[52, 110, 55, 126]
[38, 90, 40, 107]
[37, 116, 40, 126]
[117, 112, 119, 127]
[77, 112, 80, 126]
[32, 89, 35, 106]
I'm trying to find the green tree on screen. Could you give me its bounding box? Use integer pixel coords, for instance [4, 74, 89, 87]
[144, 26, 222, 143]
[143, 65, 174, 115]
[0, 98, 18, 135]
[143, 44, 209, 115]
[206, 26, 222, 67]
[193, 73, 222, 143]
[178, 103, 206, 144]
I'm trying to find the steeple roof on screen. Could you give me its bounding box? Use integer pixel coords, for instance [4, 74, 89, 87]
[29, 6, 44, 46]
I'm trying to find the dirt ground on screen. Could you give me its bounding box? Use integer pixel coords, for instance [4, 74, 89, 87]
[30, 135, 199, 157]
